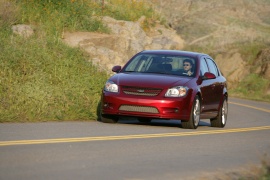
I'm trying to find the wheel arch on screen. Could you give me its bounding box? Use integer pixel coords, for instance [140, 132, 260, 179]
[217, 91, 228, 112]
[187, 88, 202, 116]
[195, 89, 202, 108]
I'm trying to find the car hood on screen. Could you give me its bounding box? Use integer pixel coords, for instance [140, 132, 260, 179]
[110, 73, 192, 88]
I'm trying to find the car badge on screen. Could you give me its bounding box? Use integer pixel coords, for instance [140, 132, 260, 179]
[137, 89, 145, 93]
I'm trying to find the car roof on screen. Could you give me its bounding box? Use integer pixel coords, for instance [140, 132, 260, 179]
[139, 50, 208, 58]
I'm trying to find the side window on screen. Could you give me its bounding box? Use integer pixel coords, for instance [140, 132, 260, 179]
[206, 58, 219, 77]
[200, 58, 209, 76]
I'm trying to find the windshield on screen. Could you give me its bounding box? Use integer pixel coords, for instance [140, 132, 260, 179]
[122, 54, 196, 77]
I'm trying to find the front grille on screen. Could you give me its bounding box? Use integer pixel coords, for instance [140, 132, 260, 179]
[122, 86, 162, 96]
[119, 105, 159, 114]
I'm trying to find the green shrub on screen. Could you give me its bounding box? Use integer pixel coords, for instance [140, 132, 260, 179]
[230, 74, 270, 102]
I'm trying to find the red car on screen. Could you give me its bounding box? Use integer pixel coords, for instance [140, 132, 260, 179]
[100, 50, 228, 129]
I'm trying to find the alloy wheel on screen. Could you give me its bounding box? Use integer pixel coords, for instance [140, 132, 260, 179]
[193, 98, 200, 126]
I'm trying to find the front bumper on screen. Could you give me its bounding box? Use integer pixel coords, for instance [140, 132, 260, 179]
[101, 91, 193, 120]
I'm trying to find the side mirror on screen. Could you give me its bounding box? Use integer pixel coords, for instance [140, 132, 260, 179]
[202, 72, 216, 80]
[112, 65, 121, 73]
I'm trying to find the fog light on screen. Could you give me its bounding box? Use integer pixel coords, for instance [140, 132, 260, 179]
[163, 108, 179, 114]
[103, 103, 114, 110]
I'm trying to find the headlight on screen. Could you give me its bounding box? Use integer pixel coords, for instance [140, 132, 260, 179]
[104, 81, 119, 93]
[165, 86, 189, 97]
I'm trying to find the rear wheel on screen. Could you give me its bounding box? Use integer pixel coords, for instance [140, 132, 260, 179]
[211, 97, 228, 128]
[181, 95, 200, 129]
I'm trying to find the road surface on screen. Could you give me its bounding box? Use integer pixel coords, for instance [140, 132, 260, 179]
[0, 97, 269, 180]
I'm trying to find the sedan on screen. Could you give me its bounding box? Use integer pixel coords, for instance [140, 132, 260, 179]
[100, 50, 228, 129]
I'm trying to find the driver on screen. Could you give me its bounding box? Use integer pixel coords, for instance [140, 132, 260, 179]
[182, 59, 194, 76]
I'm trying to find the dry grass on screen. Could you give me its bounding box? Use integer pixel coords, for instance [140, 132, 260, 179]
[0, 0, 19, 26]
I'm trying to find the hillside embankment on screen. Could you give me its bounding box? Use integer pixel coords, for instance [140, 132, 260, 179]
[1, 0, 270, 123]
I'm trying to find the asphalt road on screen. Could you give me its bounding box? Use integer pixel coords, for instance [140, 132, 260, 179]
[0, 97, 269, 180]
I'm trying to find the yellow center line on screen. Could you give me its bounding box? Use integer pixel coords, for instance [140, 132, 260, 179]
[1, 126, 270, 146]
[229, 101, 270, 113]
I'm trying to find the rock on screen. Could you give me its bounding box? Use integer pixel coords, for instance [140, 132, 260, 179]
[12, 24, 34, 38]
[102, 16, 151, 57]
[62, 16, 185, 73]
[145, 24, 184, 50]
[63, 32, 132, 71]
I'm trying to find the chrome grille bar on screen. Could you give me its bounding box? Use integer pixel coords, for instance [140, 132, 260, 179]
[119, 105, 159, 114]
[122, 86, 162, 96]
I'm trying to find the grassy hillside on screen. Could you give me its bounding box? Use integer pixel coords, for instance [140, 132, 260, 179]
[0, 0, 159, 122]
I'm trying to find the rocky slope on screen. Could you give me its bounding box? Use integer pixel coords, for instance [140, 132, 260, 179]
[62, 16, 184, 73]
[149, 0, 270, 45]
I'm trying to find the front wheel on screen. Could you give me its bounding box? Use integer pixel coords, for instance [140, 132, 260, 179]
[101, 114, 118, 123]
[181, 95, 200, 129]
[210, 97, 228, 128]
[99, 103, 118, 123]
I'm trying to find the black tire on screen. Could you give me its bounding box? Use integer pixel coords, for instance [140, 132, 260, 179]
[96, 101, 102, 122]
[138, 118, 152, 123]
[101, 114, 118, 123]
[211, 97, 228, 128]
[181, 95, 200, 129]
[98, 101, 118, 123]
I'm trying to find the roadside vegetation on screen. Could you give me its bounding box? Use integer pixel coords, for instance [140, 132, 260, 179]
[231, 43, 270, 102]
[0, 0, 159, 122]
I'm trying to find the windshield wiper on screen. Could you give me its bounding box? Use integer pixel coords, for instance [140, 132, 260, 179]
[122, 71, 138, 73]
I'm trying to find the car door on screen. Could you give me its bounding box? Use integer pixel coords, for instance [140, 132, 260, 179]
[199, 57, 214, 114]
[205, 57, 223, 112]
